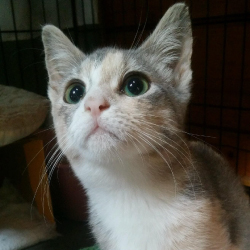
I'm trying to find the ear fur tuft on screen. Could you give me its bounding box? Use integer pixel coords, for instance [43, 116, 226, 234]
[42, 25, 84, 82]
[139, 3, 193, 103]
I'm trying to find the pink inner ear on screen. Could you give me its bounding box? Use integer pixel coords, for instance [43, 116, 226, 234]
[84, 95, 110, 117]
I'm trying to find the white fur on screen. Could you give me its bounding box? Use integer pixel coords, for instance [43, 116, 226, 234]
[71, 159, 234, 250]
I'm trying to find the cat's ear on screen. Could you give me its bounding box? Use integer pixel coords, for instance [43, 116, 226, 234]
[42, 25, 84, 82]
[139, 3, 192, 101]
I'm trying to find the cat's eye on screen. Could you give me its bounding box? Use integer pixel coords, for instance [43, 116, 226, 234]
[123, 75, 149, 97]
[64, 83, 85, 104]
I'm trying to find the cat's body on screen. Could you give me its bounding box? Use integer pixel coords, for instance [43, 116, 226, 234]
[42, 3, 250, 250]
[71, 141, 249, 250]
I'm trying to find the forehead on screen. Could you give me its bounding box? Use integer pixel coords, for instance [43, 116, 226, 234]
[78, 48, 127, 89]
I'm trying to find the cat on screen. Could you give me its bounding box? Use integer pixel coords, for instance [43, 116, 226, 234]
[42, 3, 250, 250]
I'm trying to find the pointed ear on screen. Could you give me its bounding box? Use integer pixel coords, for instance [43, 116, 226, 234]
[139, 3, 192, 101]
[42, 25, 84, 82]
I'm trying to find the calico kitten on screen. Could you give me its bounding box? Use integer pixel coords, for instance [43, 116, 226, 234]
[42, 3, 250, 250]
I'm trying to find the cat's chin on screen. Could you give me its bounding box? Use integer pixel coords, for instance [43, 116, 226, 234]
[80, 128, 121, 159]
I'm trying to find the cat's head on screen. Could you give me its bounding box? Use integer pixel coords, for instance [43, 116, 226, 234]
[42, 3, 192, 162]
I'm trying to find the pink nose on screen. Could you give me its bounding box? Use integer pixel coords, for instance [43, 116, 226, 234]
[84, 96, 110, 116]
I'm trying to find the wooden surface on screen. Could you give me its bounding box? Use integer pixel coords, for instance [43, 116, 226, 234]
[23, 139, 55, 224]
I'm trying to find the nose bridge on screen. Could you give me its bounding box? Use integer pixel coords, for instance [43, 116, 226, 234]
[85, 87, 106, 103]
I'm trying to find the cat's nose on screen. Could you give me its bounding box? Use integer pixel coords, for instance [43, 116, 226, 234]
[84, 96, 110, 116]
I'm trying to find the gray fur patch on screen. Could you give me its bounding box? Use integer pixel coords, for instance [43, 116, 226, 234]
[89, 47, 112, 66]
[186, 141, 249, 246]
[58, 105, 74, 126]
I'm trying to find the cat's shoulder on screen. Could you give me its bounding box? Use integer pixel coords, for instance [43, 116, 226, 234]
[187, 140, 236, 188]
[187, 140, 247, 201]
[188, 140, 225, 165]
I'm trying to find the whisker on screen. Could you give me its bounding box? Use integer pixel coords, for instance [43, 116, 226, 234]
[32, 126, 55, 135]
[135, 133, 178, 196]
[126, 132, 145, 165]
[29, 134, 69, 219]
[133, 9, 149, 49]
[134, 128, 197, 198]
[130, 10, 143, 50]
[22, 133, 58, 176]
[134, 117, 203, 189]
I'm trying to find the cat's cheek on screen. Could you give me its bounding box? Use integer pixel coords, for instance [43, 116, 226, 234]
[68, 115, 95, 148]
[51, 108, 69, 148]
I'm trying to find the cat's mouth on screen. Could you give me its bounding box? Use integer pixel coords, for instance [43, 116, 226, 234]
[86, 124, 118, 141]
[90, 126, 106, 136]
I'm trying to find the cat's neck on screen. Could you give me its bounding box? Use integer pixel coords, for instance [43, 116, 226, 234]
[70, 139, 191, 196]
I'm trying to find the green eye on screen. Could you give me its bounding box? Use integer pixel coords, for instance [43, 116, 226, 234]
[123, 75, 149, 97]
[64, 83, 85, 104]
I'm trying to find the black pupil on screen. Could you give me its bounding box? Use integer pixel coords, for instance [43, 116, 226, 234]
[70, 85, 84, 102]
[127, 78, 143, 95]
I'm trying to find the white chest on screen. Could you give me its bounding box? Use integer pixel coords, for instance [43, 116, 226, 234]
[87, 187, 197, 250]
[73, 162, 231, 250]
